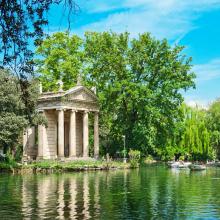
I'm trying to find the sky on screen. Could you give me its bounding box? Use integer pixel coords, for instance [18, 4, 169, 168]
[48, 0, 220, 108]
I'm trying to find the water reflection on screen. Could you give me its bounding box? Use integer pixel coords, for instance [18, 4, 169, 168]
[21, 173, 101, 219]
[0, 166, 220, 219]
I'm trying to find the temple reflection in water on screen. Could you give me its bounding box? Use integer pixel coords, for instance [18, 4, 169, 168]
[1, 167, 220, 219]
[22, 172, 102, 220]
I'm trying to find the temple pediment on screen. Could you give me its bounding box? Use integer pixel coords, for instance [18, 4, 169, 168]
[65, 86, 98, 102]
[38, 84, 99, 112]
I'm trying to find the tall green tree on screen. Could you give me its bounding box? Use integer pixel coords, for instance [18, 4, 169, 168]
[207, 99, 220, 159]
[36, 31, 195, 156]
[0, 0, 78, 124]
[36, 32, 83, 91]
[180, 105, 212, 160]
[0, 70, 28, 153]
[0, 69, 43, 154]
[162, 104, 214, 161]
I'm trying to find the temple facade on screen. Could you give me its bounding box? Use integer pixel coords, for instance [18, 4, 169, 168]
[23, 82, 99, 160]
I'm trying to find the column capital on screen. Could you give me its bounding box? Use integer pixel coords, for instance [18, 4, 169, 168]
[70, 109, 77, 112]
[37, 109, 44, 113]
[56, 107, 67, 112]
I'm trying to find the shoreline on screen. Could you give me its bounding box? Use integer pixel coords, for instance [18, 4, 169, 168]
[2, 160, 218, 174]
[0, 160, 132, 174]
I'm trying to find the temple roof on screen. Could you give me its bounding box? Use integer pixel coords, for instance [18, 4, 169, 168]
[38, 85, 98, 103]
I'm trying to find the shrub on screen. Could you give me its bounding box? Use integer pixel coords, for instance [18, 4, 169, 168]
[144, 155, 155, 163]
[128, 149, 141, 168]
[179, 155, 185, 161]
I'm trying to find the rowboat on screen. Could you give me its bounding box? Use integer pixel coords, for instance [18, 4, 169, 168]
[168, 161, 191, 169]
[189, 164, 206, 171]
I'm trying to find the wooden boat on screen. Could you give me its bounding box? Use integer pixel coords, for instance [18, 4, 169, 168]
[189, 164, 206, 171]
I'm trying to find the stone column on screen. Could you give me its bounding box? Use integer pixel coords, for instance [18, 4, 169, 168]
[94, 112, 99, 159]
[57, 108, 64, 158]
[38, 111, 45, 159]
[23, 129, 28, 158]
[24, 126, 36, 158]
[69, 109, 76, 157]
[83, 111, 89, 157]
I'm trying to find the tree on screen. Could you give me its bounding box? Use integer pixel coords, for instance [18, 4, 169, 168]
[207, 99, 220, 159]
[0, 69, 27, 153]
[36, 31, 195, 156]
[0, 69, 45, 155]
[181, 106, 212, 160]
[36, 32, 83, 91]
[164, 104, 214, 161]
[0, 0, 78, 124]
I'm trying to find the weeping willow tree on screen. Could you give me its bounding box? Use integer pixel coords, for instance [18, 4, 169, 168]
[180, 104, 212, 161]
[206, 99, 220, 159]
[157, 103, 214, 161]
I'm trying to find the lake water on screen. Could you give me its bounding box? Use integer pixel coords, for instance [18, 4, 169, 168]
[0, 164, 220, 219]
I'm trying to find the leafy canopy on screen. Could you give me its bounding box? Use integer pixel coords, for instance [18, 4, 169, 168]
[36, 31, 195, 156]
[0, 70, 44, 153]
[0, 0, 78, 124]
[207, 99, 220, 158]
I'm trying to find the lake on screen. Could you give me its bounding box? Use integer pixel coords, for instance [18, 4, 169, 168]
[0, 164, 220, 219]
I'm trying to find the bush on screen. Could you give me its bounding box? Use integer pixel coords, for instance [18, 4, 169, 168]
[144, 155, 155, 163]
[128, 149, 141, 168]
[156, 145, 176, 161]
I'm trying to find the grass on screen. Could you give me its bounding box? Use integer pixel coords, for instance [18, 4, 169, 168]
[0, 160, 20, 169]
[28, 160, 129, 169]
[0, 159, 130, 173]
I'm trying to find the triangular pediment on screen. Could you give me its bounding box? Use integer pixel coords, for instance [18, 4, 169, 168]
[65, 86, 98, 102]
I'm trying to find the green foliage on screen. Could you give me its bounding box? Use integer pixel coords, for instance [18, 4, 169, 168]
[0, 70, 28, 152]
[128, 149, 141, 168]
[207, 99, 220, 159]
[36, 31, 195, 157]
[156, 144, 176, 161]
[164, 104, 216, 161]
[35, 32, 83, 91]
[24, 160, 129, 170]
[179, 155, 185, 161]
[0, 153, 20, 170]
[180, 105, 213, 160]
[144, 155, 155, 163]
[0, 70, 45, 156]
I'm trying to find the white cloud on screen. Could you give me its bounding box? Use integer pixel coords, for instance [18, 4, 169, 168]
[184, 57, 220, 107]
[193, 59, 220, 82]
[82, 0, 220, 13]
[75, 0, 220, 41]
[185, 99, 209, 109]
[76, 10, 193, 39]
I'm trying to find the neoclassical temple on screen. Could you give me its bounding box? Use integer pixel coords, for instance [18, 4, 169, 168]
[23, 81, 99, 160]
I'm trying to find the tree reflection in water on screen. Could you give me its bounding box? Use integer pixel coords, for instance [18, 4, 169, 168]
[0, 166, 219, 219]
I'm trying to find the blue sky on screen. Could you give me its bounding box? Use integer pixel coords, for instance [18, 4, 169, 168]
[48, 0, 220, 108]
